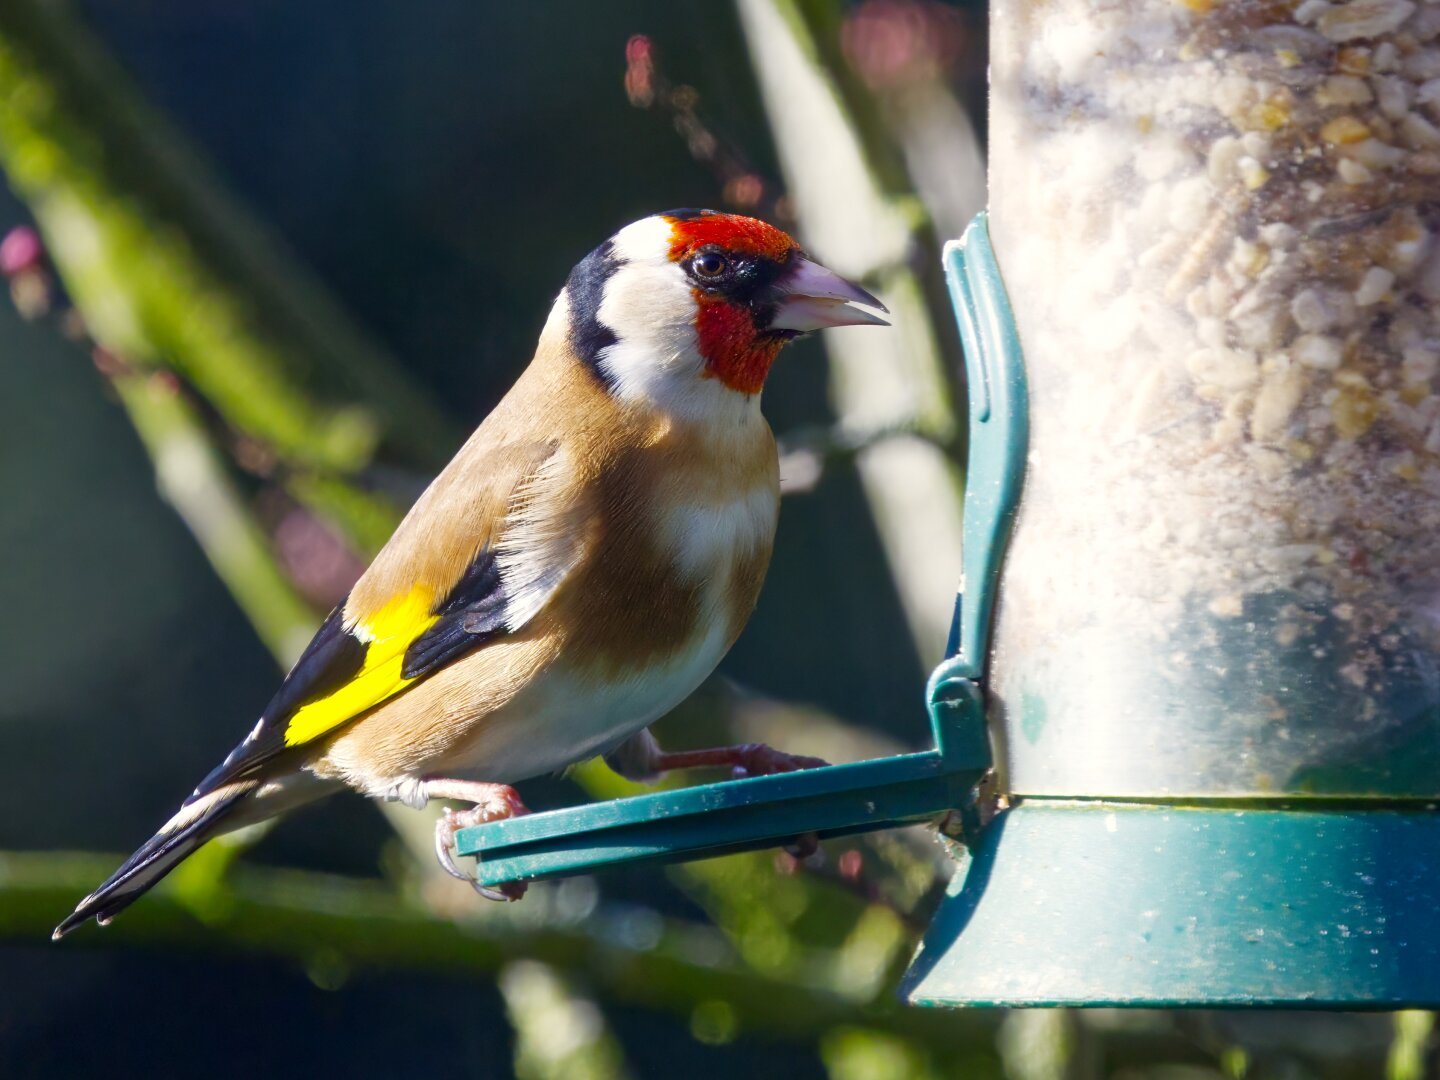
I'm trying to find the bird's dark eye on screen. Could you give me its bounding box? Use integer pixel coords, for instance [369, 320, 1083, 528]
[691, 251, 729, 279]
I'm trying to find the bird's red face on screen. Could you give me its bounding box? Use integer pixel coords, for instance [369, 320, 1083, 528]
[665, 212, 889, 395]
[563, 210, 887, 412]
[666, 213, 800, 396]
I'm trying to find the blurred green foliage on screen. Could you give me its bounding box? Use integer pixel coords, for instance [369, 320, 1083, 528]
[0, 1, 1430, 1078]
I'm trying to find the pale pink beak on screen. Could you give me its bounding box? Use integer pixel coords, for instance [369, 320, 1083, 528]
[767, 256, 890, 332]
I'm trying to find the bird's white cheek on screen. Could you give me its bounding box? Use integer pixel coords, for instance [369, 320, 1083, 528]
[597, 262, 697, 362]
[594, 256, 765, 425]
[595, 262, 702, 397]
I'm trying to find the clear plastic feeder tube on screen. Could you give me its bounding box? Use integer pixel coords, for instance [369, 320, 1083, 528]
[988, 0, 1440, 796]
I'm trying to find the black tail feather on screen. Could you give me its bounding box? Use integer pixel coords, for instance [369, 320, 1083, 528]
[53, 782, 254, 940]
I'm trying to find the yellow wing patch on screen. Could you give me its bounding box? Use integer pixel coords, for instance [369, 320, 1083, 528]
[283, 586, 438, 747]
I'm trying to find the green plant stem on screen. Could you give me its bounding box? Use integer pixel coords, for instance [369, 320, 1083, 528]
[736, 0, 966, 667]
[1388, 1012, 1435, 1080]
[0, 0, 457, 472]
[7, 850, 997, 1053]
[775, 0, 970, 424]
[9, 850, 1222, 1070]
[115, 371, 319, 663]
[501, 961, 637, 1080]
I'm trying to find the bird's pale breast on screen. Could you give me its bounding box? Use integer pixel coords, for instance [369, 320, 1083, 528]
[428, 472, 779, 784]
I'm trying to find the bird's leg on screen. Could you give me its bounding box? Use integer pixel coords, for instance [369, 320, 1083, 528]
[605, 731, 826, 859]
[669, 747, 831, 859]
[605, 728, 829, 782]
[422, 779, 530, 901]
[650, 743, 830, 778]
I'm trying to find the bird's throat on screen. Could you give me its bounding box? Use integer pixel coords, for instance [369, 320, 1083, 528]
[694, 299, 783, 397]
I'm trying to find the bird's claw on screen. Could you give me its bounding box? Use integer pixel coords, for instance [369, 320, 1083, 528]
[431, 785, 530, 900]
[783, 831, 820, 859]
[728, 743, 829, 780]
[473, 879, 528, 902]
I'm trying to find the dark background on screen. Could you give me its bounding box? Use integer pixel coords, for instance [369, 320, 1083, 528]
[0, 2, 931, 1075]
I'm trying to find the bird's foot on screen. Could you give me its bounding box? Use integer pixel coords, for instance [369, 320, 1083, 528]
[427, 781, 530, 901]
[783, 831, 821, 860]
[650, 742, 829, 780]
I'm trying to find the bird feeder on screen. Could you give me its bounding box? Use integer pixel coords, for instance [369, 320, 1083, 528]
[907, 0, 1440, 1006]
[462, 0, 1440, 1007]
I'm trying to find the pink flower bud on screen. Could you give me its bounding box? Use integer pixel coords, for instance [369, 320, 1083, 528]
[0, 226, 44, 277]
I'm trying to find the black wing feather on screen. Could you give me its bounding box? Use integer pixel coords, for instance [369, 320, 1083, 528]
[191, 550, 512, 802]
[264, 604, 369, 723]
[401, 547, 509, 679]
[190, 602, 369, 800]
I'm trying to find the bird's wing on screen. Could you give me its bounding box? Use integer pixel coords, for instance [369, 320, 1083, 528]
[190, 440, 583, 800]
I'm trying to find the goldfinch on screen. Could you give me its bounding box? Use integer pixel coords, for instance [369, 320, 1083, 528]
[54, 210, 887, 938]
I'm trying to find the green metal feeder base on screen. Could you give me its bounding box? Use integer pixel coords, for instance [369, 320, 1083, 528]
[904, 799, 1440, 1008]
